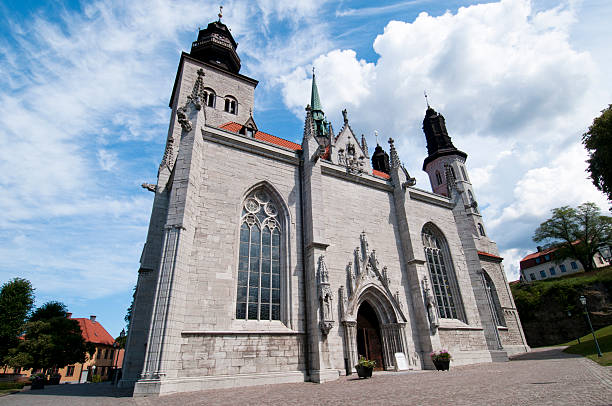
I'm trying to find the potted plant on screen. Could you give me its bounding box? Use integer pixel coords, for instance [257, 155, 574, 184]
[48, 372, 61, 385]
[355, 355, 376, 378]
[430, 350, 452, 371]
[30, 373, 45, 390]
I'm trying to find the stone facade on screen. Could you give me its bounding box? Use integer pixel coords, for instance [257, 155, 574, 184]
[120, 21, 529, 396]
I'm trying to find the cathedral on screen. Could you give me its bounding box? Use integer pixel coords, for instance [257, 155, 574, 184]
[120, 17, 529, 396]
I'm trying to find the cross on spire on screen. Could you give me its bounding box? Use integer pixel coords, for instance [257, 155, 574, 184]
[424, 90, 430, 108]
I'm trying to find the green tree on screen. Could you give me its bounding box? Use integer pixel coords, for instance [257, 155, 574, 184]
[534, 202, 612, 272]
[0, 278, 35, 364]
[583, 104, 612, 204]
[4, 302, 89, 375]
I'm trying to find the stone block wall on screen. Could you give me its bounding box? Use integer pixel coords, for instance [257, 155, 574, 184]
[178, 334, 306, 377]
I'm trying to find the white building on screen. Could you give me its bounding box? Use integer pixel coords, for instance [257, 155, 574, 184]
[120, 19, 529, 397]
[520, 246, 610, 282]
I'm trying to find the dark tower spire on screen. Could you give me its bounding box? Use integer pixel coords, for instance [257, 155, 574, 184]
[190, 17, 241, 74]
[371, 132, 390, 174]
[422, 106, 466, 170]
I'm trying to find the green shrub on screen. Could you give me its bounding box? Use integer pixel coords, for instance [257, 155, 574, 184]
[91, 374, 102, 383]
[0, 382, 26, 390]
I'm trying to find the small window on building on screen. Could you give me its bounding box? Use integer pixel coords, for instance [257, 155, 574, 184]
[530, 273, 536, 281]
[560, 264, 566, 273]
[435, 171, 442, 185]
[478, 223, 486, 237]
[104, 349, 109, 359]
[535, 258, 541, 264]
[540, 270, 546, 278]
[203, 88, 216, 108]
[66, 366, 75, 377]
[544, 254, 550, 261]
[460, 166, 468, 181]
[571, 261, 578, 270]
[450, 166, 457, 180]
[224, 96, 237, 114]
[549, 267, 556, 275]
[96, 349, 101, 359]
[599, 256, 604, 264]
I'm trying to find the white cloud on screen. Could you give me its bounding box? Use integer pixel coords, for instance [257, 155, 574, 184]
[501, 247, 531, 281]
[97, 149, 118, 171]
[277, 0, 611, 279]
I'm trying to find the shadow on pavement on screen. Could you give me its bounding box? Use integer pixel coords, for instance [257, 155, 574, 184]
[13, 382, 133, 397]
[510, 346, 582, 361]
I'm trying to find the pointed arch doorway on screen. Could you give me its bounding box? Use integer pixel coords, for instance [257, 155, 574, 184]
[356, 301, 384, 370]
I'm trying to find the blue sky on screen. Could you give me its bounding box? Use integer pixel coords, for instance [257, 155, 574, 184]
[0, 0, 610, 338]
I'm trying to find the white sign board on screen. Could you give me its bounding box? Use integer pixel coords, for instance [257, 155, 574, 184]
[394, 352, 409, 371]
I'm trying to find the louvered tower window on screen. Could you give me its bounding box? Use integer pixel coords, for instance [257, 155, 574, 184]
[236, 189, 282, 321]
[422, 224, 464, 321]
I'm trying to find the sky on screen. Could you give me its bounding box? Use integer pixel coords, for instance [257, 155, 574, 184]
[0, 0, 610, 337]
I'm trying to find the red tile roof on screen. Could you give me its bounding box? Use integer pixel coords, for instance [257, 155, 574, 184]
[372, 170, 390, 180]
[478, 251, 503, 260]
[72, 318, 115, 346]
[219, 122, 302, 151]
[520, 246, 557, 262]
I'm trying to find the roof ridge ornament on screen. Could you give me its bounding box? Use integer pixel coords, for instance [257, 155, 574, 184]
[218, 5, 223, 22]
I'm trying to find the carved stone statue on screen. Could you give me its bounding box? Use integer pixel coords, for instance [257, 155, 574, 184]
[317, 255, 334, 335]
[422, 276, 439, 330]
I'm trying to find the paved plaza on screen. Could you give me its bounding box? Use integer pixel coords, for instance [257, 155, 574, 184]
[2, 347, 611, 406]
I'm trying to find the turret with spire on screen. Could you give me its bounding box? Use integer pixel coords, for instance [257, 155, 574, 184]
[310, 68, 328, 139]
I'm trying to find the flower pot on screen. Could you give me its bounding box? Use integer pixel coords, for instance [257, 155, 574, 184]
[356, 365, 373, 379]
[433, 359, 450, 371]
[48, 376, 61, 385]
[31, 379, 45, 390]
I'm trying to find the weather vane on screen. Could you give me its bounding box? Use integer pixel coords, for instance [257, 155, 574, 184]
[375, 130, 379, 145]
[424, 90, 430, 108]
[312, 66, 315, 76]
[218, 6, 223, 21]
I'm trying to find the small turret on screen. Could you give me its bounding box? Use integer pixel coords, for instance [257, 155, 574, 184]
[371, 144, 390, 174]
[310, 69, 328, 139]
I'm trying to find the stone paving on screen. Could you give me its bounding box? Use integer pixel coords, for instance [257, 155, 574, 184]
[2, 347, 611, 406]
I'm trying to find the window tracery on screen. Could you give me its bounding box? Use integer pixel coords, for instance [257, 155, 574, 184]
[422, 224, 464, 321]
[236, 189, 282, 321]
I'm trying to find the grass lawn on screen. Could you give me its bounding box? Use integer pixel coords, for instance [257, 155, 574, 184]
[562, 324, 612, 366]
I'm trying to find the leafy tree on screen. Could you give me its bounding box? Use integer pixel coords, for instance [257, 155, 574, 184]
[583, 104, 612, 204]
[4, 302, 89, 375]
[533, 202, 612, 272]
[0, 278, 35, 364]
[125, 285, 136, 332]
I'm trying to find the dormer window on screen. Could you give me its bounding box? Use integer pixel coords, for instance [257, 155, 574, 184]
[224, 96, 237, 114]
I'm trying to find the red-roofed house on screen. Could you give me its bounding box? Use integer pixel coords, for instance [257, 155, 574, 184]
[5, 315, 124, 383]
[519, 245, 610, 282]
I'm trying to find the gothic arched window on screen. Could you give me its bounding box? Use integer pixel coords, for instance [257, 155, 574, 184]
[482, 271, 505, 327]
[422, 224, 464, 321]
[478, 223, 486, 237]
[435, 171, 442, 185]
[236, 189, 282, 321]
[460, 165, 468, 181]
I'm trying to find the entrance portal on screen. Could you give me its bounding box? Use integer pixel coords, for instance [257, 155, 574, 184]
[356, 301, 384, 370]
